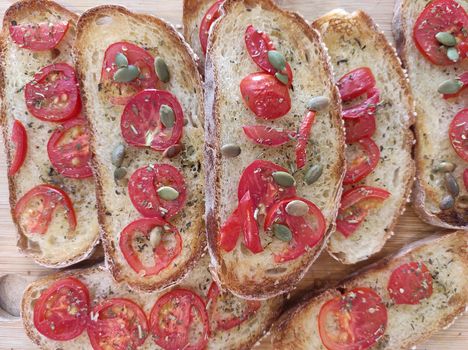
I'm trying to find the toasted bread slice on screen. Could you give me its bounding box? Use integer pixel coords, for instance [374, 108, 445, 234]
[393, 0, 468, 229]
[0, 0, 99, 267]
[313, 10, 415, 264]
[21, 255, 283, 350]
[73, 6, 206, 292]
[271, 231, 468, 349]
[205, 0, 345, 299]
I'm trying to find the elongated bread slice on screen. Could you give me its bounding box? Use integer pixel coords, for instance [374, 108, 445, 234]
[73, 6, 206, 291]
[21, 255, 282, 350]
[393, 0, 468, 229]
[313, 10, 415, 264]
[0, 0, 99, 267]
[205, 0, 345, 299]
[271, 231, 468, 349]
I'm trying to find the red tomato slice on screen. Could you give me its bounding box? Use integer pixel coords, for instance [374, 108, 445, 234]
[100, 42, 158, 105]
[344, 114, 377, 143]
[15, 184, 77, 235]
[150, 289, 210, 350]
[388, 262, 433, 305]
[342, 88, 380, 119]
[442, 72, 468, 99]
[318, 287, 387, 350]
[344, 138, 380, 185]
[219, 208, 242, 252]
[47, 117, 92, 179]
[413, 0, 468, 65]
[242, 125, 295, 147]
[336, 186, 390, 238]
[464, 168, 468, 191]
[121, 89, 184, 151]
[8, 120, 28, 176]
[33, 277, 89, 341]
[295, 111, 316, 169]
[206, 281, 261, 331]
[199, 0, 223, 55]
[240, 72, 291, 120]
[10, 21, 69, 51]
[449, 109, 468, 161]
[238, 191, 263, 253]
[337, 67, 376, 102]
[119, 217, 182, 277]
[264, 197, 326, 263]
[24, 63, 81, 122]
[87, 298, 148, 350]
[128, 164, 187, 219]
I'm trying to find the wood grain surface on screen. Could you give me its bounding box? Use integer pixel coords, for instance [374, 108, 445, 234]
[0, 0, 466, 349]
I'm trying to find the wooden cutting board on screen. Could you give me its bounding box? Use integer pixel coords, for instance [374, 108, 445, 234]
[0, 0, 466, 349]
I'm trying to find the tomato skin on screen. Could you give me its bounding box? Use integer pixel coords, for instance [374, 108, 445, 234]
[449, 109, 468, 161]
[219, 208, 242, 252]
[344, 114, 376, 143]
[240, 72, 291, 120]
[199, 0, 223, 55]
[295, 111, 316, 169]
[388, 262, 433, 305]
[238, 191, 263, 253]
[464, 168, 468, 191]
[150, 289, 210, 350]
[87, 298, 148, 350]
[242, 125, 295, 147]
[25, 63, 81, 122]
[344, 138, 380, 185]
[10, 21, 69, 51]
[33, 277, 89, 341]
[336, 186, 391, 238]
[119, 217, 182, 277]
[8, 120, 28, 176]
[337, 67, 376, 102]
[318, 288, 387, 350]
[15, 184, 77, 235]
[342, 88, 380, 119]
[413, 0, 468, 65]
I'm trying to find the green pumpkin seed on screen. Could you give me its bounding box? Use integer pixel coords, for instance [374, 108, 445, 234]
[115, 52, 128, 68]
[272, 171, 295, 188]
[162, 144, 182, 159]
[285, 200, 309, 216]
[275, 72, 289, 85]
[160, 104, 175, 128]
[221, 143, 241, 158]
[149, 227, 162, 247]
[155, 57, 170, 83]
[267, 50, 287, 71]
[456, 195, 468, 210]
[113, 65, 140, 83]
[111, 143, 126, 167]
[438, 78, 463, 95]
[444, 173, 460, 197]
[157, 186, 179, 201]
[304, 164, 323, 185]
[446, 47, 459, 62]
[114, 167, 127, 181]
[272, 224, 292, 242]
[307, 96, 330, 112]
[433, 161, 456, 173]
[435, 32, 457, 47]
[439, 194, 454, 210]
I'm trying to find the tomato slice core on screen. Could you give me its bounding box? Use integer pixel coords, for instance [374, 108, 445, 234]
[337, 67, 376, 102]
[388, 262, 433, 305]
[344, 138, 380, 185]
[199, 0, 223, 55]
[242, 125, 295, 147]
[10, 21, 69, 51]
[9, 120, 28, 176]
[449, 109, 468, 162]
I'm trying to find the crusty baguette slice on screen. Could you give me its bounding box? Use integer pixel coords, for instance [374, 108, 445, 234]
[0, 0, 100, 267]
[73, 6, 206, 292]
[205, 0, 345, 299]
[21, 254, 283, 350]
[313, 10, 415, 264]
[393, 0, 468, 229]
[271, 231, 468, 349]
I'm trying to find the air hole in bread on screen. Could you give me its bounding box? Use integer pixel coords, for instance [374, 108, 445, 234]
[266, 267, 287, 275]
[393, 167, 400, 187]
[95, 16, 113, 26]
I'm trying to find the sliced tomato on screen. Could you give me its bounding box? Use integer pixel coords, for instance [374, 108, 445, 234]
[264, 197, 326, 263]
[336, 186, 391, 238]
[238, 191, 262, 253]
[442, 72, 468, 99]
[8, 120, 27, 176]
[15, 184, 77, 236]
[464, 168, 468, 191]
[206, 281, 261, 331]
[121, 89, 184, 151]
[25, 63, 81, 122]
[337, 67, 376, 102]
[100, 42, 158, 105]
[199, 0, 223, 55]
[87, 298, 148, 350]
[242, 125, 295, 147]
[344, 114, 377, 143]
[449, 109, 468, 161]
[295, 111, 316, 169]
[318, 287, 387, 350]
[119, 217, 182, 277]
[413, 0, 468, 65]
[219, 208, 242, 252]
[10, 21, 69, 51]
[33, 277, 89, 341]
[47, 117, 92, 179]
[128, 163, 186, 219]
[344, 138, 380, 185]
[150, 289, 210, 350]
[240, 72, 291, 120]
[342, 88, 380, 119]
[388, 262, 433, 305]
